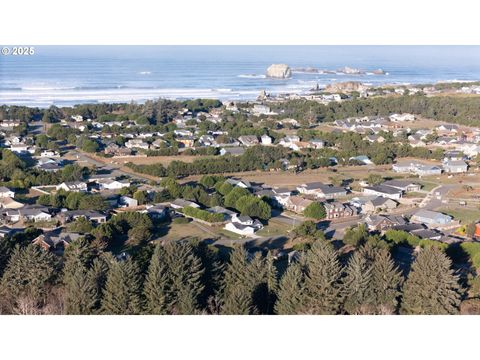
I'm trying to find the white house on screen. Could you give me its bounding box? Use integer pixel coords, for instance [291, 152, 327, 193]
[119, 196, 138, 207]
[443, 160, 468, 173]
[260, 134, 272, 145]
[56, 181, 88, 192]
[363, 185, 403, 200]
[40, 150, 60, 158]
[0, 186, 15, 198]
[97, 179, 131, 190]
[125, 139, 149, 150]
[224, 215, 263, 236]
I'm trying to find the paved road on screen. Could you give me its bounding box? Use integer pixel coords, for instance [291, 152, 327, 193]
[68, 149, 154, 182]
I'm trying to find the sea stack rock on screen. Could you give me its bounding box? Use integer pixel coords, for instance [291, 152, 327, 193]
[325, 81, 367, 93]
[266, 64, 292, 79]
[372, 68, 386, 75]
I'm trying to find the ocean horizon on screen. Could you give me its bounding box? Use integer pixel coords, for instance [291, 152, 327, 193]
[1, 45, 480, 108]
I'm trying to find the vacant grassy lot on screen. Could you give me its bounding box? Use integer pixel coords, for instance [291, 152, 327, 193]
[156, 222, 214, 241]
[437, 207, 480, 224]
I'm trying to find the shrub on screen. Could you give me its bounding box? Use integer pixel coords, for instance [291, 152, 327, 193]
[181, 207, 224, 223]
[303, 202, 326, 220]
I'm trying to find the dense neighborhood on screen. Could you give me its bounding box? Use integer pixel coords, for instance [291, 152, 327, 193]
[1, 81, 480, 315]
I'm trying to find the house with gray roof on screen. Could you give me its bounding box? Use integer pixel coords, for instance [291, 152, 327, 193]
[363, 185, 403, 200]
[443, 160, 468, 173]
[382, 180, 421, 193]
[410, 210, 453, 227]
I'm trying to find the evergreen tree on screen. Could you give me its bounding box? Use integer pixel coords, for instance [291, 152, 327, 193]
[63, 261, 97, 315]
[264, 252, 278, 314]
[0, 245, 58, 312]
[275, 263, 305, 315]
[87, 257, 109, 310]
[62, 237, 97, 284]
[101, 258, 143, 315]
[162, 241, 205, 315]
[369, 247, 403, 314]
[221, 246, 260, 314]
[303, 240, 343, 314]
[402, 247, 463, 315]
[221, 283, 253, 315]
[342, 249, 373, 314]
[143, 244, 169, 314]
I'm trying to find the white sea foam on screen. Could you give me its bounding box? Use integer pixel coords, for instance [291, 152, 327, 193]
[139, 71, 152, 75]
[238, 74, 266, 79]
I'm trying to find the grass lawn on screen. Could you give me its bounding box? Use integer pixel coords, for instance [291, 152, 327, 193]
[257, 220, 292, 237]
[416, 180, 438, 191]
[156, 222, 213, 241]
[216, 229, 244, 240]
[437, 207, 480, 224]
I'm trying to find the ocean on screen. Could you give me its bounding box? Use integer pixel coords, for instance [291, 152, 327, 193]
[1, 45, 480, 107]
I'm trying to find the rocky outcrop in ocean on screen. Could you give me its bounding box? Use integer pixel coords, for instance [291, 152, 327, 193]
[266, 64, 292, 78]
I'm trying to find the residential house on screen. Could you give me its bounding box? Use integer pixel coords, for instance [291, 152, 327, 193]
[392, 161, 442, 176]
[19, 206, 52, 222]
[350, 155, 374, 165]
[3, 209, 21, 222]
[437, 124, 459, 135]
[219, 147, 245, 156]
[284, 196, 313, 214]
[125, 139, 149, 150]
[142, 204, 169, 219]
[363, 185, 403, 200]
[59, 210, 107, 224]
[56, 181, 88, 192]
[199, 135, 215, 146]
[410, 209, 453, 227]
[410, 228, 443, 240]
[308, 139, 325, 149]
[443, 160, 468, 173]
[177, 136, 195, 148]
[224, 215, 263, 236]
[324, 202, 357, 220]
[362, 197, 398, 213]
[382, 180, 421, 193]
[365, 214, 407, 231]
[415, 164, 442, 176]
[389, 113, 415, 122]
[170, 199, 201, 210]
[225, 178, 251, 189]
[0, 187, 15, 198]
[238, 135, 259, 147]
[9, 143, 29, 154]
[104, 143, 132, 156]
[444, 150, 466, 162]
[297, 182, 347, 199]
[260, 134, 272, 145]
[32, 231, 82, 252]
[207, 206, 236, 221]
[118, 196, 139, 208]
[97, 179, 131, 190]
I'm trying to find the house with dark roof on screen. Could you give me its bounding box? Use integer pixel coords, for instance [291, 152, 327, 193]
[59, 210, 107, 224]
[297, 182, 347, 199]
[365, 214, 406, 231]
[382, 180, 421, 193]
[363, 185, 403, 200]
[324, 201, 357, 219]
